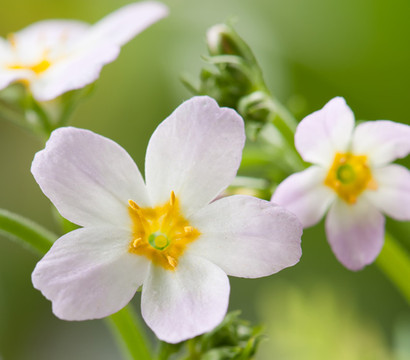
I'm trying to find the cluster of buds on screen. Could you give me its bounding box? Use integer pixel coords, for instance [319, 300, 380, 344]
[184, 24, 274, 125]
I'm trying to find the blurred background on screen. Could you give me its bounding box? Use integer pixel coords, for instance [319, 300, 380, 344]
[1, 0, 409, 359]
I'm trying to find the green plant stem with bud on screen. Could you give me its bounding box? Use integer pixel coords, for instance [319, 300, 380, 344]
[184, 22, 410, 306]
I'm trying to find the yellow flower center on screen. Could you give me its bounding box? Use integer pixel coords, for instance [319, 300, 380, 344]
[324, 152, 377, 204]
[128, 191, 200, 271]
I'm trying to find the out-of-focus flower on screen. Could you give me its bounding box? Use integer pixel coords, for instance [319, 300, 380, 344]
[31, 96, 302, 343]
[272, 97, 410, 271]
[0, 1, 168, 101]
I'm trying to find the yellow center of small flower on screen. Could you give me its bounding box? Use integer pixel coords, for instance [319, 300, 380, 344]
[7, 59, 52, 75]
[324, 152, 377, 204]
[128, 191, 200, 271]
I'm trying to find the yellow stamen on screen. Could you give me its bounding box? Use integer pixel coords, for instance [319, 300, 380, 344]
[7, 59, 51, 75]
[128, 192, 200, 271]
[166, 255, 178, 269]
[324, 152, 377, 204]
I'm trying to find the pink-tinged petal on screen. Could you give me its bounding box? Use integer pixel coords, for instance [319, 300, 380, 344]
[189, 195, 302, 278]
[32, 226, 149, 320]
[145, 96, 245, 216]
[85, 1, 168, 48]
[141, 254, 230, 343]
[272, 166, 336, 227]
[30, 45, 119, 101]
[364, 164, 410, 221]
[351, 120, 410, 167]
[31, 127, 149, 228]
[325, 198, 385, 271]
[29, 3, 168, 101]
[295, 97, 355, 167]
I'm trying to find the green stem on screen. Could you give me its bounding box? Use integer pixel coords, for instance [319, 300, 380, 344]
[107, 305, 153, 360]
[0, 208, 55, 254]
[376, 232, 410, 304]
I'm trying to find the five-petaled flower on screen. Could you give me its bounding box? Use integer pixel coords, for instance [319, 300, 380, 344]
[31, 96, 302, 343]
[0, 1, 168, 101]
[272, 97, 410, 271]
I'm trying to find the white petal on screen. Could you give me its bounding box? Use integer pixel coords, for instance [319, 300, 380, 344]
[145, 96, 245, 216]
[30, 45, 119, 101]
[0, 69, 30, 90]
[85, 1, 169, 48]
[364, 164, 410, 221]
[141, 254, 230, 343]
[29, 3, 168, 101]
[272, 166, 336, 227]
[188, 195, 302, 278]
[32, 226, 149, 320]
[325, 198, 385, 271]
[295, 97, 355, 166]
[351, 120, 410, 167]
[31, 127, 149, 228]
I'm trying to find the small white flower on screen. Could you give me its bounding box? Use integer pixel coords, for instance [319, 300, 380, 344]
[272, 97, 410, 271]
[0, 1, 168, 101]
[31, 96, 302, 343]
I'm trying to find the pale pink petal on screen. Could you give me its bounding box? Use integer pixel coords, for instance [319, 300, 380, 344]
[31, 127, 149, 228]
[145, 96, 245, 216]
[30, 45, 119, 101]
[295, 97, 355, 167]
[32, 226, 149, 320]
[29, 3, 168, 100]
[325, 198, 385, 271]
[351, 120, 410, 167]
[85, 1, 169, 48]
[189, 195, 302, 278]
[141, 254, 230, 343]
[364, 164, 410, 221]
[272, 166, 336, 227]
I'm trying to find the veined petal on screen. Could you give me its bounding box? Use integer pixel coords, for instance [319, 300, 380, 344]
[31, 127, 149, 228]
[325, 198, 385, 271]
[32, 226, 150, 320]
[85, 1, 169, 48]
[145, 96, 245, 216]
[30, 44, 119, 101]
[295, 97, 355, 167]
[272, 166, 336, 227]
[351, 120, 410, 167]
[141, 254, 230, 343]
[189, 195, 302, 278]
[364, 164, 410, 221]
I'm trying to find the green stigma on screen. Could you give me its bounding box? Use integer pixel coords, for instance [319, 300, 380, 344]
[148, 232, 169, 250]
[336, 164, 356, 184]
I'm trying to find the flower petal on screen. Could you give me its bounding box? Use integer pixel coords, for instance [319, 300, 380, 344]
[32, 226, 149, 320]
[325, 198, 385, 271]
[29, 3, 168, 101]
[364, 164, 410, 221]
[85, 1, 169, 48]
[141, 254, 230, 343]
[351, 120, 410, 167]
[145, 96, 245, 216]
[272, 166, 336, 227]
[295, 97, 355, 166]
[188, 195, 302, 278]
[31, 127, 149, 228]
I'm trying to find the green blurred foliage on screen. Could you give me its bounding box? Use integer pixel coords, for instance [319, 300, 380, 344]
[0, 0, 409, 359]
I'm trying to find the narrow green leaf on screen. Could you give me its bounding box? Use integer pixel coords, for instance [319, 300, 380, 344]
[0, 208, 56, 255]
[376, 233, 410, 304]
[107, 305, 153, 360]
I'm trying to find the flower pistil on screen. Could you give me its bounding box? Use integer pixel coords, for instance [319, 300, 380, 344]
[324, 152, 377, 204]
[128, 191, 200, 270]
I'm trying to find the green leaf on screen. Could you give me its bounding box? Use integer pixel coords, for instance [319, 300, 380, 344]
[0, 208, 56, 255]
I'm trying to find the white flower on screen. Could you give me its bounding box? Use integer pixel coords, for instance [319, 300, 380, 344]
[31, 96, 302, 343]
[272, 97, 410, 271]
[0, 1, 168, 101]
